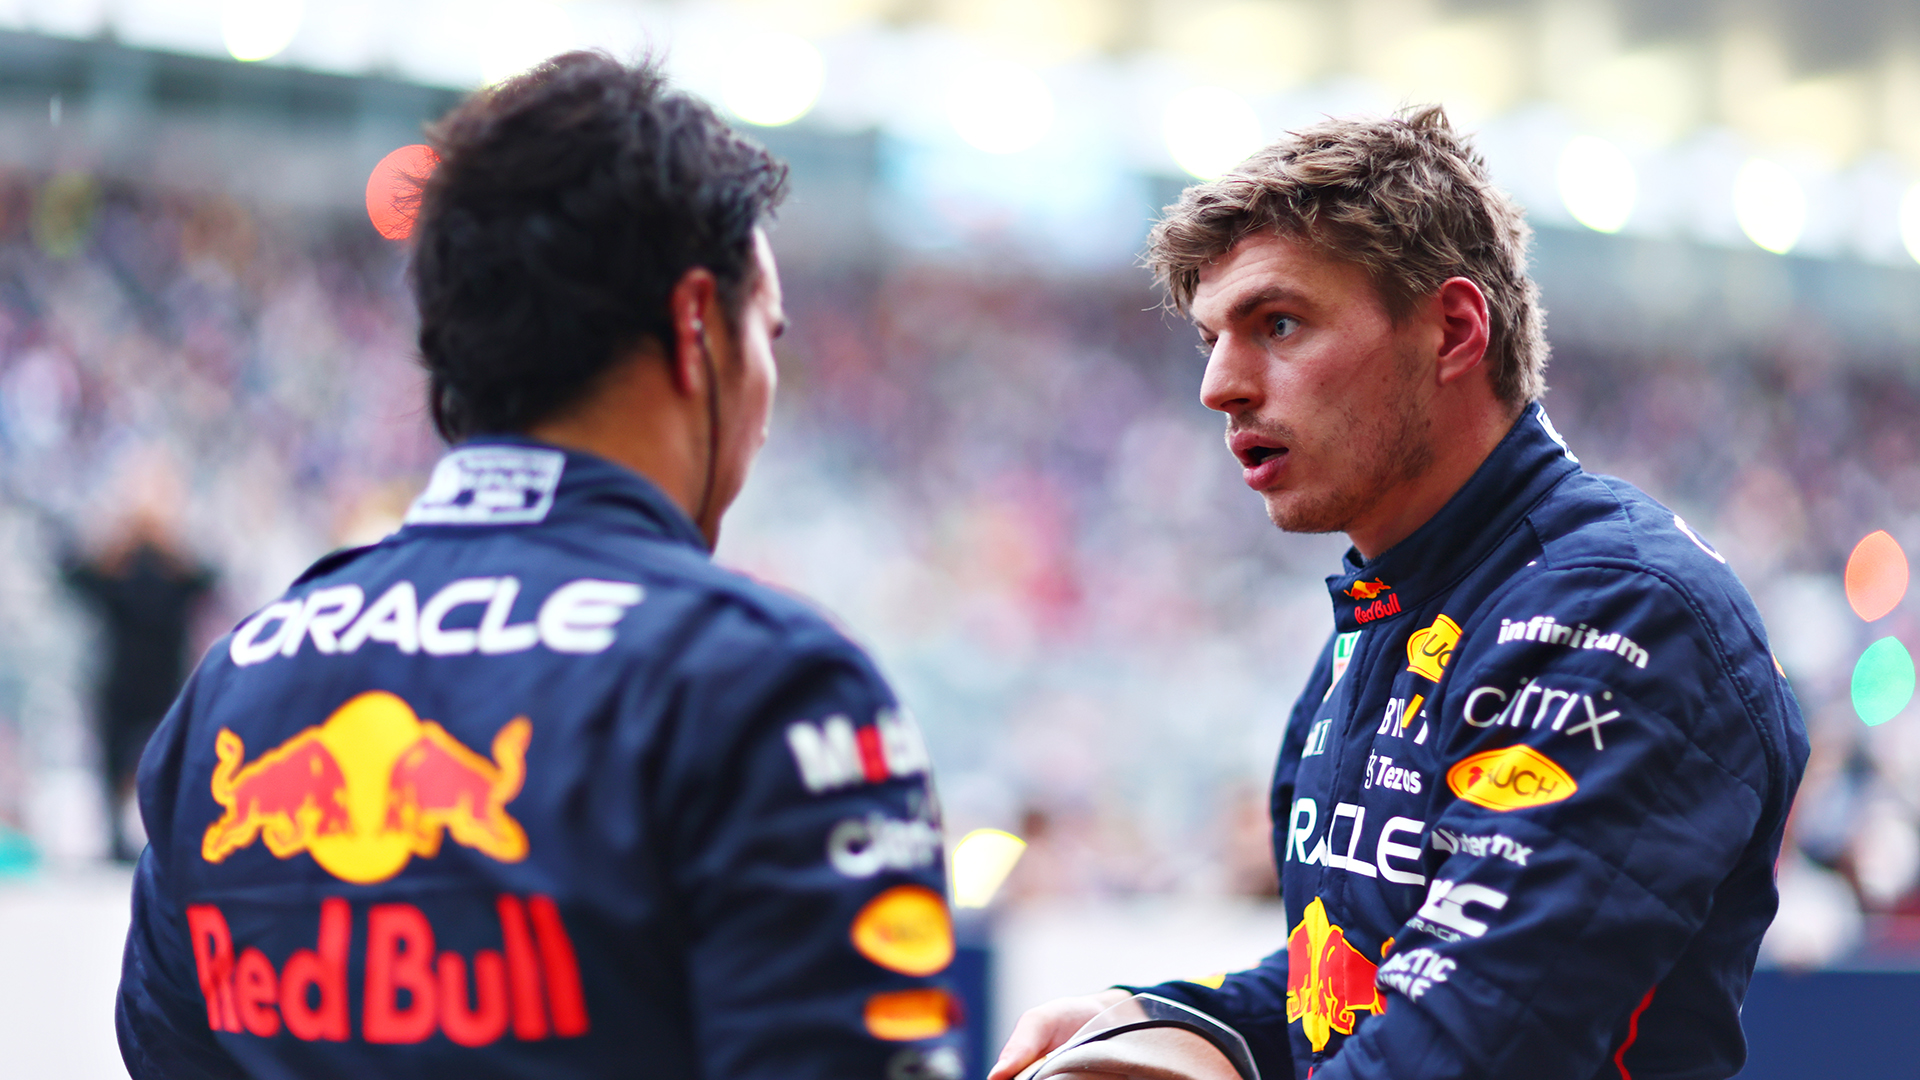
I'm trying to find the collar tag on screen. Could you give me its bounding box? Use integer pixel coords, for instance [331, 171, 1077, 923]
[405, 446, 566, 526]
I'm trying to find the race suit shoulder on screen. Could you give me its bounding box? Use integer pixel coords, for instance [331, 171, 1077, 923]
[116, 438, 964, 1080]
[1135, 405, 1808, 1080]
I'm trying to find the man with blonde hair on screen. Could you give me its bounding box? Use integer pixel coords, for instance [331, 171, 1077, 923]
[994, 107, 1806, 1080]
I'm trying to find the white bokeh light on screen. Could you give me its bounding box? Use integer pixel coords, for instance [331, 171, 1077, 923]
[1162, 86, 1262, 180]
[1556, 136, 1636, 234]
[479, 1, 575, 86]
[1733, 159, 1806, 255]
[950, 829, 1026, 909]
[721, 33, 825, 127]
[1900, 183, 1920, 266]
[222, 0, 303, 63]
[946, 59, 1054, 155]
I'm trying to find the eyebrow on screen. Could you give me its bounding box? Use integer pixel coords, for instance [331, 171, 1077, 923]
[1194, 286, 1309, 335]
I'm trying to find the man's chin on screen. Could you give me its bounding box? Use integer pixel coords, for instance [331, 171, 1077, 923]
[1261, 491, 1347, 536]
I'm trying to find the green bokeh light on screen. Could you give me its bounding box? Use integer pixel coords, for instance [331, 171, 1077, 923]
[1852, 637, 1917, 727]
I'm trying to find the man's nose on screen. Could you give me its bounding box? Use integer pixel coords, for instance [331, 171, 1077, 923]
[1199, 337, 1262, 415]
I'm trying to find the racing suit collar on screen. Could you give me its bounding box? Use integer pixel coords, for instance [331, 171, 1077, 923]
[404, 435, 714, 554]
[1324, 402, 1580, 632]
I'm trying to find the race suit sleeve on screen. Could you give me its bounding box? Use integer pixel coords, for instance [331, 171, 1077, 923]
[658, 629, 962, 1080]
[1317, 566, 1777, 1080]
[117, 679, 248, 1080]
[1117, 636, 1333, 1080]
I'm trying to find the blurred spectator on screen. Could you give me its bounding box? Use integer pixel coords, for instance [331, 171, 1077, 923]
[61, 490, 213, 862]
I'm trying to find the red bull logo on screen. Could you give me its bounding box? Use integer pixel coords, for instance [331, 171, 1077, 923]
[1344, 578, 1391, 601]
[186, 893, 587, 1045]
[1285, 897, 1385, 1051]
[203, 691, 530, 884]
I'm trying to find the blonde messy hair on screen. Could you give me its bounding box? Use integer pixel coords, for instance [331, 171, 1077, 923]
[1147, 105, 1547, 408]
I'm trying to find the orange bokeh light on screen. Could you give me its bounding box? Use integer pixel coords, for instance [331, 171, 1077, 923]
[365, 144, 439, 241]
[1845, 530, 1910, 622]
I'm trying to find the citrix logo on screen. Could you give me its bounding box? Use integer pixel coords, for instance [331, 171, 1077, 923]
[1462, 680, 1621, 750]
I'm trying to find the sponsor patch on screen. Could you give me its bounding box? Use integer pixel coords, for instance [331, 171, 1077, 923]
[1405, 615, 1461, 682]
[1430, 827, 1531, 866]
[1185, 972, 1229, 989]
[202, 691, 528, 884]
[1462, 682, 1622, 750]
[1447, 745, 1576, 811]
[1344, 578, 1391, 601]
[1495, 615, 1648, 669]
[828, 813, 942, 878]
[1323, 631, 1361, 701]
[864, 988, 960, 1041]
[850, 886, 954, 977]
[787, 710, 931, 794]
[1286, 798, 1426, 886]
[1286, 897, 1384, 1051]
[186, 893, 586, 1045]
[1413, 879, 1509, 941]
[1354, 591, 1402, 624]
[405, 446, 566, 525]
[887, 1046, 965, 1080]
[1376, 947, 1455, 1001]
[1302, 717, 1333, 757]
[1376, 694, 1425, 737]
[1363, 752, 1422, 794]
[230, 577, 642, 667]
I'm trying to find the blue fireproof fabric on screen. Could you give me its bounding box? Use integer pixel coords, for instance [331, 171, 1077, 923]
[1136, 405, 1809, 1080]
[117, 438, 962, 1080]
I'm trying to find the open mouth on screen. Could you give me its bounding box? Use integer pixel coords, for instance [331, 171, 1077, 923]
[1244, 446, 1284, 466]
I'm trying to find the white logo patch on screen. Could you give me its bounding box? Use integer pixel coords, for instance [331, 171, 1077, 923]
[405, 446, 566, 525]
[1414, 879, 1509, 941]
[1376, 948, 1455, 1001]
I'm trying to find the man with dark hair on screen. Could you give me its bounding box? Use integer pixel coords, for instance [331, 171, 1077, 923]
[118, 53, 962, 1080]
[994, 108, 1806, 1080]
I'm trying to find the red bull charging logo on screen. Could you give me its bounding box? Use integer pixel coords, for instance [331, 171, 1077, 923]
[202, 690, 530, 884]
[1285, 897, 1385, 1051]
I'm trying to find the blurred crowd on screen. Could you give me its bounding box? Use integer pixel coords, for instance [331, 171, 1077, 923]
[0, 167, 1915, 965]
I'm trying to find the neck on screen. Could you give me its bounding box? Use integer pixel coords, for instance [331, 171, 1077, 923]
[524, 349, 717, 546]
[1346, 400, 1521, 561]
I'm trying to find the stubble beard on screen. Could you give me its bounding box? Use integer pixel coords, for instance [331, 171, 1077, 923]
[1261, 348, 1436, 537]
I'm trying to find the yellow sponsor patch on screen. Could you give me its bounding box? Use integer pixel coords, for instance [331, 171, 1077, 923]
[1185, 972, 1228, 989]
[1447, 745, 1576, 811]
[851, 885, 954, 976]
[1405, 615, 1461, 682]
[864, 988, 958, 1041]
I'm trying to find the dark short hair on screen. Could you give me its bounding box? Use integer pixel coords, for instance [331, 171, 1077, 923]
[412, 51, 789, 441]
[1147, 106, 1546, 408]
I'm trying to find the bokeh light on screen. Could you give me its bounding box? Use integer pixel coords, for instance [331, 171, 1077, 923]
[1852, 637, 1917, 727]
[1733, 158, 1806, 255]
[950, 828, 1026, 908]
[1556, 135, 1636, 234]
[1162, 86, 1262, 180]
[946, 59, 1054, 155]
[1845, 530, 1910, 622]
[365, 145, 439, 241]
[721, 33, 825, 127]
[1900, 183, 1920, 267]
[222, 0, 303, 63]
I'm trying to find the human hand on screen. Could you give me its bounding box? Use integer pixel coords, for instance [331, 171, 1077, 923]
[986, 987, 1131, 1080]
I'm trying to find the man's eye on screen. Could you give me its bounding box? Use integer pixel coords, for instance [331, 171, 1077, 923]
[1271, 315, 1300, 338]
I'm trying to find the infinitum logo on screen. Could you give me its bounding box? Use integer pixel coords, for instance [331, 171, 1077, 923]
[1496, 615, 1648, 669]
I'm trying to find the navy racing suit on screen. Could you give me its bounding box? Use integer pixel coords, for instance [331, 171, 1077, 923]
[117, 439, 965, 1080]
[1137, 405, 1808, 1080]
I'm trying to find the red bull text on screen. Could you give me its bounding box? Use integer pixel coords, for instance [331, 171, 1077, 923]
[202, 690, 529, 884]
[185, 894, 588, 1046]
[1285, 897, 1385, 1051]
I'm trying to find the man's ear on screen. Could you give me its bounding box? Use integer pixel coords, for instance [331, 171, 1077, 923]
[1433, 276, 1491, 386]
[667, 267, 722, 397]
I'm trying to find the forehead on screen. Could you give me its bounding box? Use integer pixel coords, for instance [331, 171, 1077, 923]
[1189, 230, 1383, 328]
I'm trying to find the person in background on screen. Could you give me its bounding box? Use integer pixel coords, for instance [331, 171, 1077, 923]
[117, 52, 961, 1080]
[993, 107, 1808, 1080]
[64, 496, 215, 862]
